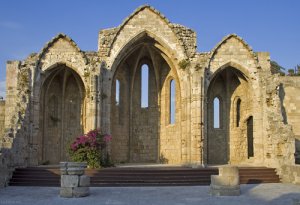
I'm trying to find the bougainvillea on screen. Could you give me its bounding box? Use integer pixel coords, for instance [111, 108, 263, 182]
[68, 129, 112, 168]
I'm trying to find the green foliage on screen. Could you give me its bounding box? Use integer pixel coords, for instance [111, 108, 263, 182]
[270, 61, 285, 75]
[271, 61, 300, 76]
[287, 65, 300, 76]
[178, 59, 191, 70]
[41, 160, 50, 165]
[68, 129, 112, 168]
[83, 71, 90, 78]
[69, 147, 101, 168]
[288, 69, 295, 75]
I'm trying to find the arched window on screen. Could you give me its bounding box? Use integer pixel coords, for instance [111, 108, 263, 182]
[247, 116, 254, 158]
[170, 79, 175, 124]
[116, 79, 120, 106]
[213, 97, 220, 128]
[236, 98, 241, 127]
[141, 64, 149, 108]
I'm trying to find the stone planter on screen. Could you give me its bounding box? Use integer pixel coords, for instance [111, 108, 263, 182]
[60, 162, 90, 198]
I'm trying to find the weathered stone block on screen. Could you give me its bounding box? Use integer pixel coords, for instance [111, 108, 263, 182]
[60, 162, 68, 175]
[67, 168, 84, 175]
[73, 187, 89, 197]
[211, 175, 229, 186]
[61, 175, 79, 187]
[60, 187, 73, 198]
[67, 162, 87, 168]
[79, 175, 90, 187]
[210, 166, 240, 196]
[220, 165, 239, 177]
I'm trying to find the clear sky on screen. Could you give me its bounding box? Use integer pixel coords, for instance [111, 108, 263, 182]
[0, 0, 299, 98]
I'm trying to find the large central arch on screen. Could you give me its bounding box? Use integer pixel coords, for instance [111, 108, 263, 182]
[110, 33, 182, 164]
[40, 64, 85, 164]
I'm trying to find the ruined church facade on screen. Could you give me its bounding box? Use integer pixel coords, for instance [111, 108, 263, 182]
[0, 6, 299, 181]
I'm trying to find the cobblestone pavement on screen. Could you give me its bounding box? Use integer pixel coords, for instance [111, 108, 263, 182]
[0, 183, 300, 205]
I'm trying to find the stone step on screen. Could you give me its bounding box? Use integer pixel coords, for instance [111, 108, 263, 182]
[9, 166, 280, 187]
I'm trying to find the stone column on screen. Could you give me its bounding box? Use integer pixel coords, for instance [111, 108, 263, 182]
[210, 165, 240, 196]
[60, 162, 90, 198]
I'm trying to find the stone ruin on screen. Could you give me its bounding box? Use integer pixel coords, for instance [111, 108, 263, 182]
[0, 5, 299, 187]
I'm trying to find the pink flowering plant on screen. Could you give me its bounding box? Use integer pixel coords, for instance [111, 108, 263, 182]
[68, 129, 112, 168]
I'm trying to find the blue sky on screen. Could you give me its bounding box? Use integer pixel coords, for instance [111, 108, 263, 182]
[0, 0, 299, 98]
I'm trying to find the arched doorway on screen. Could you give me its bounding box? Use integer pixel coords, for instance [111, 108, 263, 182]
[207, 66, 252, 164]
[41, 65, 85, 164]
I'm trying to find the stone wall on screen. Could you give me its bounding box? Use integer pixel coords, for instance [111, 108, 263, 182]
[279, 76, 300, 163]
[281, 165, 300, 184]
[0, 58, 33, 187]
[262, 73, 295, 169]
[0, 100, 5, 138]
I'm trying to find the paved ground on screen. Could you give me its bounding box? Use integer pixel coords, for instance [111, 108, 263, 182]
[0, 184, 300, 205]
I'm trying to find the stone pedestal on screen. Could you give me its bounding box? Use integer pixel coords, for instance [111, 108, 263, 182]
[210, 165, 240, 196]
[60, 162, 90, 198]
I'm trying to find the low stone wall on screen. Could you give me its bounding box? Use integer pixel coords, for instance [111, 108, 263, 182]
[60, 162, 90, 198]
[281, 165, 300, 184]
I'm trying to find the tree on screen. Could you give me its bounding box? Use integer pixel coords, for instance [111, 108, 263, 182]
[270, 61, 285, 75]
[287, 64, 300, 76]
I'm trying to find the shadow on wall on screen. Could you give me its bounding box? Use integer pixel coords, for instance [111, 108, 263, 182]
[296, 140, 300, 164]
[159, 154, 169, 164]
[278, 83, 300, 164]
[279, 83, 300, 164]
[278, 83, 288, 125]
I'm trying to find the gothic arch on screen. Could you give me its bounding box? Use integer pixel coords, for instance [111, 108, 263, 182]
[39, 64, 86, 164]
[209, 34, 258, 62]
[107, 6, 188, 65]
[206, 61, 251, 92]
[206, 34, 261, 76]
[205, 65, 253, 165]
[37, 33, 88, 67]
[109, 28, 183, 164]
[110, 30, 180, 78]
[35, 33, 88, 81]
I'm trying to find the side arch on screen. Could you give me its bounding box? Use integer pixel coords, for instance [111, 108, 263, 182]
[207, 34, 259, 68]
[205, 64, 254, 165]
[206, 34, 261, 76]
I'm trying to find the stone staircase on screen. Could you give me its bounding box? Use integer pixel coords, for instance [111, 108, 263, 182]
[239, 167, 280, 184]
[8, 166, 280, 187]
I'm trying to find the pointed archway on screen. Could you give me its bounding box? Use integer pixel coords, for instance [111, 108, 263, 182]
[40, 64, 85, 164]
[110, 33, 182, 164]
[207, 66, 252, 164]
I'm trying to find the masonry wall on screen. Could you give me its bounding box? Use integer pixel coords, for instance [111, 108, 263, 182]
[279, 76, 300, 163]
[0, 101, 5, 137]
